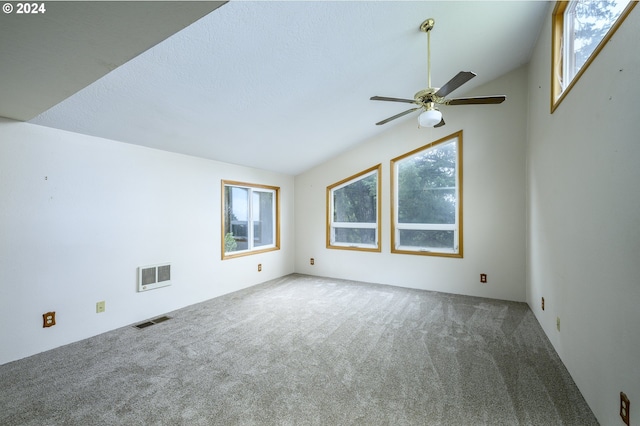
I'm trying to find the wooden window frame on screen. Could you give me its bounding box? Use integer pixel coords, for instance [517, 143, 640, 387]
[391, 131, 463, 258]
[221, 180, 280, 260]
[326, 164, 382, 252]
[551, 0, 637, 113]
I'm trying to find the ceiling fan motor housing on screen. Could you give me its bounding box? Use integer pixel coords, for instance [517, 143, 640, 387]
[414, 88, 443, 106]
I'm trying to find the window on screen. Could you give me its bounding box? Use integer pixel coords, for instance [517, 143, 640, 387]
[551, 0, 636, 112]
[391, 131, 462, 258]
[222, 180, 279, 259]
[327, 164, 381, 252]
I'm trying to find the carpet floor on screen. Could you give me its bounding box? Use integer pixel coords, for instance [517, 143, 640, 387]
[0, 274, 598, 425]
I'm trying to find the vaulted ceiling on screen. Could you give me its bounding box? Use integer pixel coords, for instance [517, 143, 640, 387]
[1, 1, 549, 175]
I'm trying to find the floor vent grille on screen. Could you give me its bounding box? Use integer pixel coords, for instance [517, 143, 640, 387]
[152, 316, 171, 324]
[134, 316, 172, 329]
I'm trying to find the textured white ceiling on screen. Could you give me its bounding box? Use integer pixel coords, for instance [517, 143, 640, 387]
[0, 1, 224, 120]
[24, 1, 549, 176]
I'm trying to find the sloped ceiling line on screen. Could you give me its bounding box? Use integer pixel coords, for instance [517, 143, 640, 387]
[2, 1, 548, 176]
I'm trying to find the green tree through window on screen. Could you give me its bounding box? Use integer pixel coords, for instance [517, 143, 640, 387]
[566, 0, 631, 84]
[551, 0, 636, 111]
[222, 180, 280, 259]
[327, 165, 381, 251]
[392, 131, 462, 257]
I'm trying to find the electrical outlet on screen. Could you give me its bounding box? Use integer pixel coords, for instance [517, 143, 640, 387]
[257, 263, 262, 272]
[620, 392, 630, 426]
[556, 317, 560, 331]
[43, 312, 56, 328]
[541, 297, 545, 310]
[480, 273, 487, 283]
[310, 258, 315, 265]
[96, 301, 105, 314]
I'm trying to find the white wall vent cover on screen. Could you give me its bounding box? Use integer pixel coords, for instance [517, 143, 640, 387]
[137, 263, 171, 292]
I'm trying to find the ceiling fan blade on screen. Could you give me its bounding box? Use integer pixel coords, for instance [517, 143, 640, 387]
[434, 71, 476, 98]
[370, 96, 417, 104]
[434, 117, 445, 128]
[375, 107, 419, 125]
[447, 95, 506, 105]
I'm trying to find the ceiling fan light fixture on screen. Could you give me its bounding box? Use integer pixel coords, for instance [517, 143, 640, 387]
[418, 108, 442, 127]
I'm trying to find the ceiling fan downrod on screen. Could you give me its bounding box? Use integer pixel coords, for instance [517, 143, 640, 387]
[420, 18, 435, 90]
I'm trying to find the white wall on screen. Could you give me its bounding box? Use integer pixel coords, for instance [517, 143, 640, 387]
[0, 119, 294, 365]
[526, 6, 640, 425]
[294, 66, 528, 302]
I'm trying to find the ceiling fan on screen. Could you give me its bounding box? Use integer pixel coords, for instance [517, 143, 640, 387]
[370, 18, 506, 128]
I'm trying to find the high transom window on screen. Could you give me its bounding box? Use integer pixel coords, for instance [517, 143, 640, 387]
[391, 131, 462, 258]
[326, 164, 381, 252]
[222, 181, 279, 259]
[551, 0, 636, 112]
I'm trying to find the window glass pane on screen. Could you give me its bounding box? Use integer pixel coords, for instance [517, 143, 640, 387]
[327, 165, 381, 251]
[223, 182, 280, 258]
[553, 0, 635, 110]
[334, 228, 376, 245]
[333, 173, 377, 223]
[567, 0, 630, 79]
[397, 141, 457, 225]
[253, 190, 274, 247]
[399, 229, 455, 250]
[225, 186, 249, 252]
[391, 132, 462, 257]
